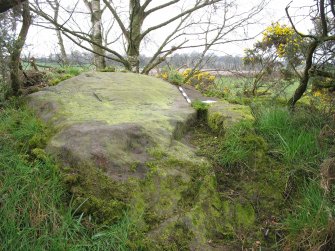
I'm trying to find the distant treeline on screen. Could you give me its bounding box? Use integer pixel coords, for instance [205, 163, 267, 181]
[36, 51, 245, 71]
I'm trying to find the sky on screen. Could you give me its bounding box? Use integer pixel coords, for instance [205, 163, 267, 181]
[25, 0, 315, 58]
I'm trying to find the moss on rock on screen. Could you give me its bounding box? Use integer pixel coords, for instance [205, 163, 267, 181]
[26, 72, 224, 249]
[207, 101, 254, 134]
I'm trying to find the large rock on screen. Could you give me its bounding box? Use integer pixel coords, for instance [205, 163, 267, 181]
[207, 101, 254, 134]
[27, 72, 225, 249]
[28, 72, 196, 180]
[27, 72, 261, 250]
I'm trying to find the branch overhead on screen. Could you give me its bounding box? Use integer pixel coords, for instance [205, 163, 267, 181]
[0, 0, 27, 13]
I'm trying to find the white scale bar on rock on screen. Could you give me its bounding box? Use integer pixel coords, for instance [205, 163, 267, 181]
[178, 86, 216, 104]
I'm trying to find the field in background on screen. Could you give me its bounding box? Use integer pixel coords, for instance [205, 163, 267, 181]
[216, 75, 300, 99]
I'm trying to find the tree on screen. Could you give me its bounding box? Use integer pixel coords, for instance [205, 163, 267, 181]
[0, 0, 27, 13]
[31, 0, 267, 73]
[83, 0, 106, 70]
[3, 1, 32, 96]
[103, 0, 266, 73]
[243, 23, 304, 96]
[286, 0, 335, 108]
[46, 0, 69, 65]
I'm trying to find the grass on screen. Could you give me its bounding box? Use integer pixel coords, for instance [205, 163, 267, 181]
[87, 213, 148, 251]
[255, 106, 326, 167]
[285, 181, 334, 250]
[0, 100, 82, 250]
[0, 99, 144, 250]
[191, 100, 332, 248]
[217, 121, 263, 168]
[46, 66, 86, 86]
[253, 105, 334, 249]
[216, 75, 300, 100]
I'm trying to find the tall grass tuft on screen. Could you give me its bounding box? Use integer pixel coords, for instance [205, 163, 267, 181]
[47, 66, 85, 86]
[255, 106, 326, 167]
[0, 100, 84, 250]
[284, 181, 334, 250]
[0, 100, 144, 250]
[218, 121, 262, 168]
[253, 106, 334, 249]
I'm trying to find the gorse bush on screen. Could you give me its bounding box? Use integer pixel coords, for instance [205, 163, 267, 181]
[158, 68, 218, 95]
[182, 68, 217, 95]
[159, 67, 184, 85]
[182, 68, 216, 85]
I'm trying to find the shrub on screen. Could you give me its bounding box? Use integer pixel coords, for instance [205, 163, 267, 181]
[0, 79, 10, 102]
[100, 66, 116, 72]
[191, 100, 209, 121]
[182, 68, 217, 95]
[47, 66, 85, 86]
[158, 67, 184, 85]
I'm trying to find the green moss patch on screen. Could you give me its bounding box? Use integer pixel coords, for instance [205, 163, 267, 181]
[207, 101, 254, 134]
[190, 121, 285, 248]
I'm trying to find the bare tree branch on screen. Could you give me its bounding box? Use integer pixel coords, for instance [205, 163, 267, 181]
[30, 4, 128, 65]
[330, 0, 335, 17]
[285, 3, 317, 40]
[141, 0, 223, 39]
[144, 0, 180, 17]
[102, 0, 129, 38]
[287, 0, 335, 107]
[62, 32, 125, 64]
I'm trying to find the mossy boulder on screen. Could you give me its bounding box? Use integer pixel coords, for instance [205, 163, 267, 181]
[26, 72, 265, 249]
[27, 72, 196, 176]
[207, 101, 254, 134]
[26, 72, 231, 249]
[27, 72, 195, 217]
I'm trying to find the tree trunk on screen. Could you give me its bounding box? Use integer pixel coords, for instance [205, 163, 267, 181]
[0, 0, 26, 13]
[91, 0, 106, 70]
[0, 48, 6, 82]
[127, 0, 144, 72]
[56, 29, 69, 65]
[288, 40, 318, 108]
[9, 1, 31, 96]
[47, 0, 69, 65]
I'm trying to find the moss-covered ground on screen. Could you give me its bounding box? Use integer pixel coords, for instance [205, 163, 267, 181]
[189, 119, 285, 249]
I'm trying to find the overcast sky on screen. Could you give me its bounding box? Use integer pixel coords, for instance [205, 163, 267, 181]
[26, 0, 315, 58]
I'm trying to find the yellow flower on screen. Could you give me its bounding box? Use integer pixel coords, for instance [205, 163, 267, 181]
[160, 72, 168, 80]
